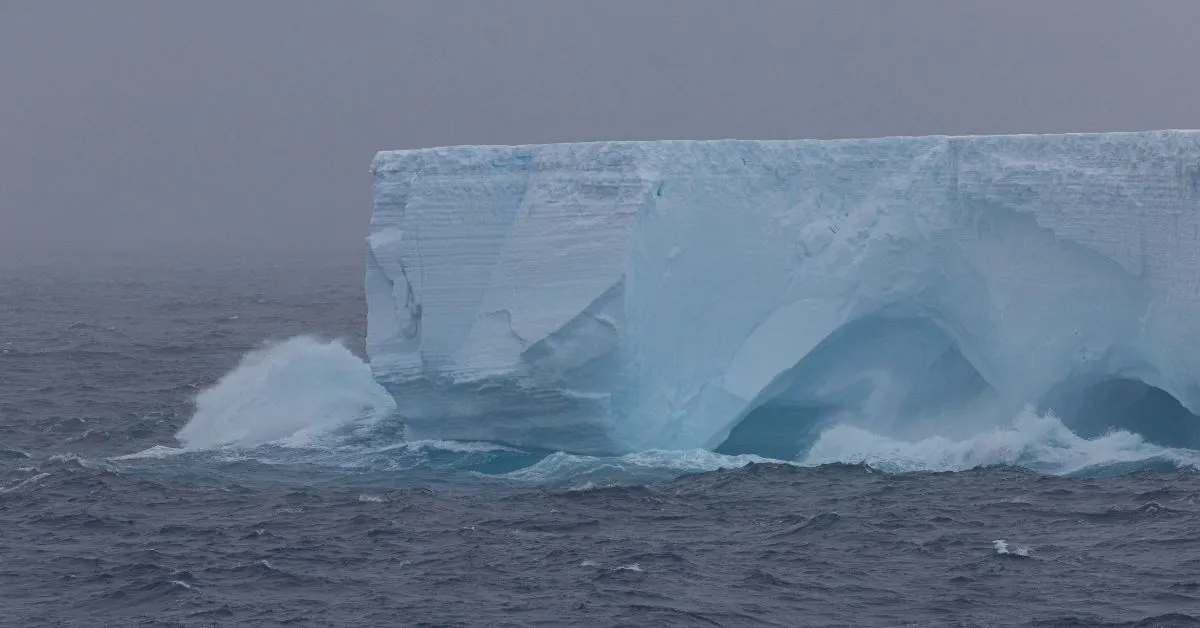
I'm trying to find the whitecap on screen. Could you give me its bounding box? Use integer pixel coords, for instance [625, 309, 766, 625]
[174, 335, 396, 450]
[801, 407, 1200, 475]
[993, 539, 1031, 557]
[402, 439, 519, 454]
[111, 445, 187, 461]
[0, 472, 50, 494]
[502, 448, 781, 482]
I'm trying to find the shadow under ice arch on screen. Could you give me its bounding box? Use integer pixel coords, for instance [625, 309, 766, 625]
[695, 304, 1001, 460]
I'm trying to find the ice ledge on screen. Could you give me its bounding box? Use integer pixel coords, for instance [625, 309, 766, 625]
[367, 131, 1200, 454]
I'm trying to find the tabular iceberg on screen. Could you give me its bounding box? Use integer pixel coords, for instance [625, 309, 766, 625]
[366, 132, 1200, 456]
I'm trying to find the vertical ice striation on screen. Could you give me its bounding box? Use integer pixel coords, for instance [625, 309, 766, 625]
[367, 132, 1200, 455]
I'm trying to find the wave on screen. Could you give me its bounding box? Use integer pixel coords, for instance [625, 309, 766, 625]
[109, 336, 1200, 482]
[500, 449, 777, 484]
[802, 408, 1200, 475]
[174, 336, 396, 450]
[496, 410, 1200, 482]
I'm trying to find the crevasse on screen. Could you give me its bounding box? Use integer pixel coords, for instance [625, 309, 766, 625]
[366, 132, 1200, 456]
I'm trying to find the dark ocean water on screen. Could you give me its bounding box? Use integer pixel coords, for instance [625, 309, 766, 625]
[4, 260, 1200, 627]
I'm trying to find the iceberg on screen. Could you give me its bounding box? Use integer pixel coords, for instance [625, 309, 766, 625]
[366, 132, 1200, 456]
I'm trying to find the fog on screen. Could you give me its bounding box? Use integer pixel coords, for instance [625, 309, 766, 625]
[2, 1, 1199, 264]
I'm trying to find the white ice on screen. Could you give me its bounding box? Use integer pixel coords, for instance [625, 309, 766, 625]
[366, 132, 1200, 455]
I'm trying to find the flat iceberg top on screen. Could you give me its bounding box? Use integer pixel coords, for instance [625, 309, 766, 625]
[372, 130, 1199, 175]
[366, 131, 1200, 455]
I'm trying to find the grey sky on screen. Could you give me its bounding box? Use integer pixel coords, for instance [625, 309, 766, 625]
[3, 1, 1199, 263]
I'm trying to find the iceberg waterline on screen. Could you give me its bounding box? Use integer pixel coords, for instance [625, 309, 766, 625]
[365, 132, 1200, 457]
[136, 334, 1197, 479]
[80, 327, 1189, 482]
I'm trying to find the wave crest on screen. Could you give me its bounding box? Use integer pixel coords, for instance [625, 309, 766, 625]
[802, 408, 1200, 474]
[176, 336, 396, 450]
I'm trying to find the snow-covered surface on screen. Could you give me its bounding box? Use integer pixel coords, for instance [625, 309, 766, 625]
[367, 132, 1200, 455]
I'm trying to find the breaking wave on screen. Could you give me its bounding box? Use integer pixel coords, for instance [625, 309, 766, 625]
[500, 449, 776, 483]
[802, 408, 1200, 475]
[175, 336, 396, 450]
[113, 335, 1200, 481]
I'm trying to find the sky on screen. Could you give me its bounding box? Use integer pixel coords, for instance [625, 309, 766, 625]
[2, 0, 1200, 264]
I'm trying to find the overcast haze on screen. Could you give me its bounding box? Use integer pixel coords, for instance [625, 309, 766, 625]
[3, 1, 1200, 265]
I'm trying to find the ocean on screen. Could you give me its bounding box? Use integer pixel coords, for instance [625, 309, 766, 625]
[3, 259, 1200, 627]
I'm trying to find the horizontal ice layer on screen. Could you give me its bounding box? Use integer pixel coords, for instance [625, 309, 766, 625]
[367, 131, 1200, 454]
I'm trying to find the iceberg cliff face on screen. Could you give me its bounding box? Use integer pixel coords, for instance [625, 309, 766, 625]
[367, 132, 1200, 455]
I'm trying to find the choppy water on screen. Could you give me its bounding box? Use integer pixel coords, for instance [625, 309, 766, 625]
[3, 260, 1200, 627]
